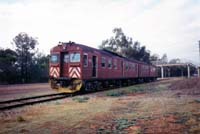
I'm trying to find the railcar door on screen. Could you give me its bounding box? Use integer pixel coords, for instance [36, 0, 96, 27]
[60, 53, 69, 77]
[92, 56, 97, 77]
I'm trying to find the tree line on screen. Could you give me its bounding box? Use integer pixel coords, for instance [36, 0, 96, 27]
[1, 28, 192, 84]
[0, 32, 49, 84]
[99, 28, 165, 64]
[99, 28, 189, 66]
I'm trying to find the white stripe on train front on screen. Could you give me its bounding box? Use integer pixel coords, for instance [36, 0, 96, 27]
[50, 67, 59, 78]
[69, 67, 81, 78]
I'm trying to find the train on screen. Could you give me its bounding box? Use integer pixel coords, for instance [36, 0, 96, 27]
[49, 41, 158, 93]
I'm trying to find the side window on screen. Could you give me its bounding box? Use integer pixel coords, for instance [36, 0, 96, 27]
[64, 54, 69, 63]
[83, 54, 88, 67]
[113, 59, 117, 69]
[126, 62, 129, 70]
[108, 59, 112, 69]
[132, 63, 135, 70]
[101, 57, 106, 68]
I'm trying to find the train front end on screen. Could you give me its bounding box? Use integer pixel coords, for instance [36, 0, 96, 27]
[49, 42, 83, 93]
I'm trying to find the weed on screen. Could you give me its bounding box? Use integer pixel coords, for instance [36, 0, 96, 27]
[154, 84, 169, 91]
[195, 99, 200, 103]
[72, 96, 90, 103]
[189, 125, 200, 133]
[127, 86, 145, 93]
[106, 90, 124, 97]
[16, 116, 25, 122]
[55, 101, 61, 105]
[115, 118, 136, 131]
[97, 128, 112, 134]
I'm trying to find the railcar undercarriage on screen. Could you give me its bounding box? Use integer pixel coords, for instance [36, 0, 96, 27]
[50, 77, 157, 93]
[50, 78, 83, 93]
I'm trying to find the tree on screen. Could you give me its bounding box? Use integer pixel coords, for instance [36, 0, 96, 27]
[0, 48, 18, 83]
[100, 28, 133, 57]
[169, 58, 181, 64]
[99, 28, 151, 63]
[160, 54, 168, 64]
[30, 53, 49, 82]
[150, 54, 160, 64]
[13, 32, 38, 83]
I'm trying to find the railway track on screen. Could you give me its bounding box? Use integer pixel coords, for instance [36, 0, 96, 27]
[0, 93, 73, 111]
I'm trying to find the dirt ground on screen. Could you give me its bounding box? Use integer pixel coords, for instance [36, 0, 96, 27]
[0, 78, 200, 134]
[0, 83, 56, 101]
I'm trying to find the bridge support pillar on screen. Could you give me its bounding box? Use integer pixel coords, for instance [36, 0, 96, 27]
[161, 66, 164, 79]
[187, 64, 190, 78]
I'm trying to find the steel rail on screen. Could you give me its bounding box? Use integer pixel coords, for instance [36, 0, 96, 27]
[0, 93, 66, 104]
[0, 93, 73, 111]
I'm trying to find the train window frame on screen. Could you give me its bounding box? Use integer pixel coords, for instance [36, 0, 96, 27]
[101, 57, 106, 68]
[83, 53, 88, 67]
[50, 54, 59, 64]
[64, 54, 70, 63]
[108, 59, 112, 69]
[70, 52, 80, 63]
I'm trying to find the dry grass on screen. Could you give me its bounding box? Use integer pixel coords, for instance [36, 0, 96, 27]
[1, 78, 200, 134]
[170, 77, 200, 95]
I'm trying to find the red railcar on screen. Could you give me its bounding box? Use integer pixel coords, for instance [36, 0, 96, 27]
[49, 42, 157, 93]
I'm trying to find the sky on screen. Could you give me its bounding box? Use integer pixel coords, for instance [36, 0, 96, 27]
[0, 0, 200, 65]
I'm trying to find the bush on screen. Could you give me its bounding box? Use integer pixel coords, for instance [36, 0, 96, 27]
[16, 116, 25, 122]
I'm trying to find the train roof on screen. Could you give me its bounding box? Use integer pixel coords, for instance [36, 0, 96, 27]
[60, 42, 151, 65]
[62, 42, 122, 58]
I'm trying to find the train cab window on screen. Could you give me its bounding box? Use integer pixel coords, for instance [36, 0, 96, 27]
[70, 52, 80, 62]
[113, 59, 117, 69]
[101, 57, 106, 68]
[50, 54, 59, 63]
[83, 54, 88, 67]
[108, 59, 112, 69]
[64, 54, 70, 63]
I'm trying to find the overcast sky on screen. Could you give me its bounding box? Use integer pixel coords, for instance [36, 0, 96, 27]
[0, 0, 200, 64]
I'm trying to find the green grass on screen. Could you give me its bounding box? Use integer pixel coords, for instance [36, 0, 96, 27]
[106, 90, 125, 97]
[72, 96, 90, 103]
[97, 118, 137, 134]
[106, 85, 147, 97]
[115, 118, 134, 130]
[105, 83, 169, 97]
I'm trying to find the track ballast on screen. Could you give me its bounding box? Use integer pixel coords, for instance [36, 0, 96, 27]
[0, 93, 73, 111]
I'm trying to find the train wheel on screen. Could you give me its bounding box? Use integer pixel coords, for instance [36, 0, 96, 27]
[118, 80, 122, 87]
[96, 81, 103, 90]
[50, 79, 58, 90]
[84, 82, 92, 92]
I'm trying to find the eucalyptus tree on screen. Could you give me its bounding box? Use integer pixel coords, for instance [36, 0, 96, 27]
[13, 32, 38, 83]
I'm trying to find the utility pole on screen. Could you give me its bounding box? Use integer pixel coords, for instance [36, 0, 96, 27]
[198, 40, 200, 77]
